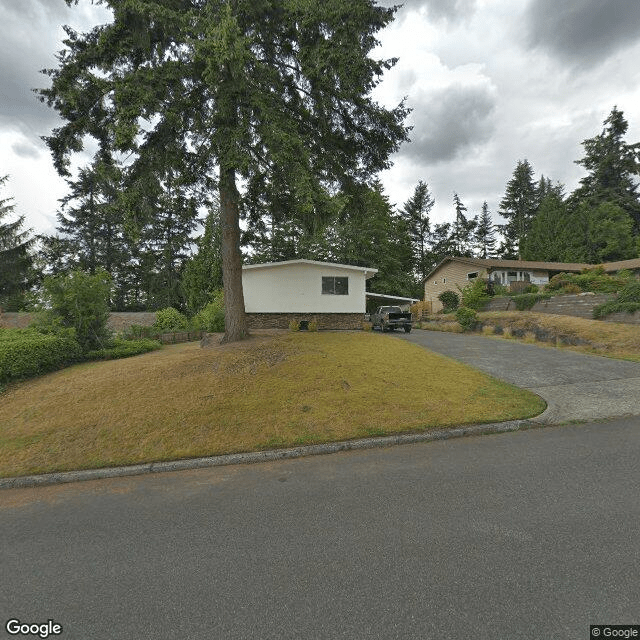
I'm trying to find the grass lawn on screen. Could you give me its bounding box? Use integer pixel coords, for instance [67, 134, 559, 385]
[0, 331, 545, 478]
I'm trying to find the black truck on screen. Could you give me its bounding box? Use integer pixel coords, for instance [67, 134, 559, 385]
[370, 306, 413, 333]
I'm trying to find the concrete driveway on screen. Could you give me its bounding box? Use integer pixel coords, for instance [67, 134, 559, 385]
[397, 330, 640, 424]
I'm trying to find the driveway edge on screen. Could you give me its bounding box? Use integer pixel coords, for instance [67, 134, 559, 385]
[0, 419, 548, 490]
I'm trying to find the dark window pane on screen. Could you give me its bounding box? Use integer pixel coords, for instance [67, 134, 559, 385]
[322, 277, 333, 294]
[334, 277, 348, 295]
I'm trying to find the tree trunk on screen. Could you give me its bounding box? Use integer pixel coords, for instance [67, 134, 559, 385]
[219, 167, 248, 343]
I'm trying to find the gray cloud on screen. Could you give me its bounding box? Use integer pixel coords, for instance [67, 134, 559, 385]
[379, 0, 477, 24]
[403, 83, 496, 164]
[526, 0, 640, 66]
[0, 0, 73, 135]
[11, 140, 41, 159]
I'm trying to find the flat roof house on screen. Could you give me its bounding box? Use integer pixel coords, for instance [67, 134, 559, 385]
[424, 256, 640, 312]
[242, 259, 378, 329]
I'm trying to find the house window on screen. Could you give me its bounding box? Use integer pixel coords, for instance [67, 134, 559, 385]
[434, 280, 438, 285]
[443, 278, 446, 283]
[467, 272, 479, 280]
[507, 271, 518, 282]
[322, 276, 348, 295]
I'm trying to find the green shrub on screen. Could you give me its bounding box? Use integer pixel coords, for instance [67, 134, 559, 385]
[459, 279, 491, 310]
[512, 292, 552, 311]
[121, 324, 158, 340]
[308, 320, 318, 332]
[39, 270, 112, 352]
[455, 306, 478, 331]
[0, 330, 82, 384]
[192, 290, 225, 332]
[547, 268, 626, 294]
[616, 281, 640, 304]
[84, 338, 162, 361]
[593, 281, 640, 318]
[438, 290, 460, 310]
[289, 320, 300, 331]
[153, 307, 189, 332]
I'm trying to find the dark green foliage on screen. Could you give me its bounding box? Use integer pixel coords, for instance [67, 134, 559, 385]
[452, 193, 476, 256]
[474, 201, 496, 259]
[401, 180, 435, 280]
[512, 293, 552, 311]
[498, 159, 537, 259]
[153, 307, 189, 332]
[547, 268, 627, 294]
[571, 107, 640, 232]
[616, 281, 640, 303]
[593, 280, 640, 318]
[455, 306, 478, 331]
[0, 175, 34, 311]
[182, 205, 223, 315]
[40, 270, 112, 352]
[459, 278, 491, 310]
[438, 290, 460, 311]
[121, 324, 158, 340]
[520, 193, 571, 261]
[192, 290, 225, 333]
[0, 329, 82, 384]
[84, 338, 161, 361]
[40, 0, 410, 342]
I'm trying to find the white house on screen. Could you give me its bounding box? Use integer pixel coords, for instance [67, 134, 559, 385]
[242, 259, 378, 329]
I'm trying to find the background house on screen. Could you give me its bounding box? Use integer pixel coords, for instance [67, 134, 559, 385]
[242, 259, 377, 329]
[424, 256, 640, 312]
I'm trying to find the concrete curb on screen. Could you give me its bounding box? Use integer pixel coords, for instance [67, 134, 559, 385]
[0, 419, 548, 490]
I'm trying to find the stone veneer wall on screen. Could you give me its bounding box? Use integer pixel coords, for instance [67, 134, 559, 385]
[246, 312, 364, 330]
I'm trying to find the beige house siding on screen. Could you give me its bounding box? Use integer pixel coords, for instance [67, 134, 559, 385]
[424, 262, 488, 312]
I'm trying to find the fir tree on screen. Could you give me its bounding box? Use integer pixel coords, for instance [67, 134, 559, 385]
[401, 180, 435, 281]
[0, 175, 34, 310]
[182, 203, 224, 315]
[452, 193, 476, 256]
[498, 159, 537, 259]
[474, 201, 497, 259]
[40, 0, 410, 342]
[571, 107, 640, 232]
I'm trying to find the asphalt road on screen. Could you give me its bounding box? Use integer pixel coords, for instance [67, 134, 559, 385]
[398, 329, 640, 423]
[2, 417, 639, 640]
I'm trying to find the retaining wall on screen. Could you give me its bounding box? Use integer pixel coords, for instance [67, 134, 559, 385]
[484, 293, 640, 324]
[246, 312, 364, 330]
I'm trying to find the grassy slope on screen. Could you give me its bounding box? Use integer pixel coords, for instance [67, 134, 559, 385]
[476, 311, 640, 361]
[0, 331, 545, 478]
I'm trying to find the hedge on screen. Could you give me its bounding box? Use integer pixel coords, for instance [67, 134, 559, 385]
[84, 338, 162, 361]
[0, 331, 83, 384]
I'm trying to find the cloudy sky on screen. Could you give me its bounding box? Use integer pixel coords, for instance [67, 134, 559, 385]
[2, 0, 640, 238]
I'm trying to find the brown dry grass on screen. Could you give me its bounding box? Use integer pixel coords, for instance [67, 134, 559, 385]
[478, 311, 640, 360]
[0, 331, 544, 478]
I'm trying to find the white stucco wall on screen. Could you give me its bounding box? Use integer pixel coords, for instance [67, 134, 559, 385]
[242, 262, 372, 313]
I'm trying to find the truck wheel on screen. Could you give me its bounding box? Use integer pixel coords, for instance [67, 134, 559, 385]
[404, 326, 412, 333]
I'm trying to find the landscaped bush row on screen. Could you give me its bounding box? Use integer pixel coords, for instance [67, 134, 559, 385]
[0, 330, 82, 384]
[546, 267, 633, 294]
[511, 292, 552, 311]
[84, 338, 162, 361]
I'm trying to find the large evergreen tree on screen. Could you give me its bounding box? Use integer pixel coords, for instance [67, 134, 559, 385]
[0, 175, 34, 310]
[182, 202, 224, 315]
[474, 201, 496, 259]
[40, 0, 409, 342]
[452, 192, 476, 256]
[498, 159, 537, 259]
[571, 107, 640, 232]
[401, 180, 434, 282]
[520, 192, 571, 262]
